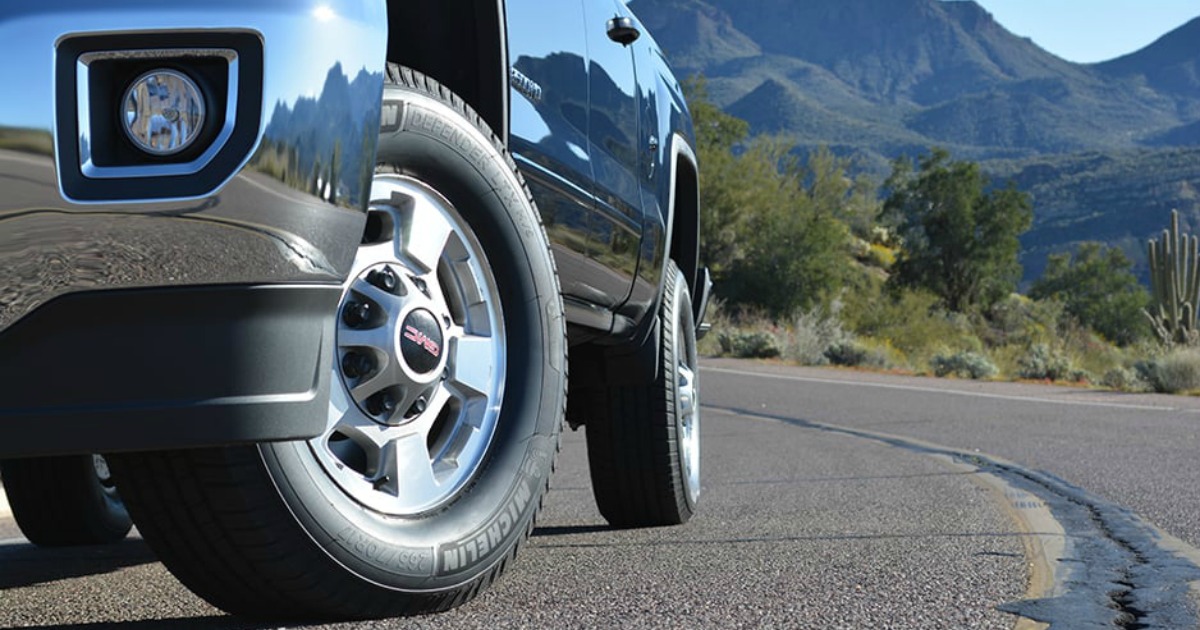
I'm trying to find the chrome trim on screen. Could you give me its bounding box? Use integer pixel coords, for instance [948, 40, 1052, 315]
[76, 48, 238, 178]
[510, 66, 542, 103]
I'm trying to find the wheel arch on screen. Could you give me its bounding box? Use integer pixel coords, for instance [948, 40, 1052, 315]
[384, 0, 509, 143]
[665, 135, 701, 316]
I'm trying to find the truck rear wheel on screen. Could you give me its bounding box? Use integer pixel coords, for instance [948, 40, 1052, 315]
[0, 454, 131, 546]
[109, 65, 566, 620]
[585, 260, 701, 527]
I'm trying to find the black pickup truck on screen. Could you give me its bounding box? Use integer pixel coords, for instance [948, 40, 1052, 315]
[0, 0, 707, 619]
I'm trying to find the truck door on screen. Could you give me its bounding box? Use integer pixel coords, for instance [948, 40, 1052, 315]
[505, 1, 607, 310]
[581, 0, 644, 311]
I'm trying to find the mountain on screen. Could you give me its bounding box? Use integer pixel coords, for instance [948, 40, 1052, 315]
[630, 0, 1200, 281]
[1098, 17, 1200, 104]
[632, 0, 1197, 158]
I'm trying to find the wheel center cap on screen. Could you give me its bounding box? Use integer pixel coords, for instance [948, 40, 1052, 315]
[400, 308, 444, 374]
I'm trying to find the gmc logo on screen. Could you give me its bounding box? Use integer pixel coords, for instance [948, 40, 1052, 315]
[404, 325, 441, 358]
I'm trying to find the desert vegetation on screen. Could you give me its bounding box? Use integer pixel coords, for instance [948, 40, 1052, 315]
[689, 80, 1200, 394]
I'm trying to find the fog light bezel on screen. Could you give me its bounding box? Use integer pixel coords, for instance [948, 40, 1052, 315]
[54, 31, 264, 203]
[75, 47, 238, 179]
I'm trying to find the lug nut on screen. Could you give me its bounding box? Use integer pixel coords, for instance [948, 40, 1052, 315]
[406, 396, 428, 418]
[366, 391, 396, 417]
[373, 475, 390, 490]
[443, 314, 452, 329]
[341, 352, 374, 378]
[413, 277, 430, 298]
[342, 301, 372, 327]
[368, 268, 399, 293]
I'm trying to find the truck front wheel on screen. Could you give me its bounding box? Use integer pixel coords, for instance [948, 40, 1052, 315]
[109, 65, 566, 620]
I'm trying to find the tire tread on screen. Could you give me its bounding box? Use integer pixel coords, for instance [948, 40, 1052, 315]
[585, 261, 695, 527]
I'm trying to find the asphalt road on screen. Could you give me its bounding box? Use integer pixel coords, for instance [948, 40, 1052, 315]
[4, 359, 1200, 628]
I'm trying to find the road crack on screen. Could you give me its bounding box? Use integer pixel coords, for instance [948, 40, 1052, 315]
[711, 405, 1200, 630]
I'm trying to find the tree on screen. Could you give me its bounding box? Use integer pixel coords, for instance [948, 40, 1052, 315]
[1030, 242, 1150, 345]
[718, 137, 851, 317]
[883, 149, 1032, 313]
[685, 77, 752, 280]
[804, 145, 878, 238]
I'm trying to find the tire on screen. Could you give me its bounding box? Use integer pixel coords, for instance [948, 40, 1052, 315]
[107, 65, 566, 620]
[0, 454, 132, 546]
[585, 260, 701, 527]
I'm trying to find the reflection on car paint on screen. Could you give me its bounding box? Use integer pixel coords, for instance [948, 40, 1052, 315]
[0, 0, 386, 332]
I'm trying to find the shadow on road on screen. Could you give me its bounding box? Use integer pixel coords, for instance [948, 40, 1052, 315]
[1, 618, 274, 630]
[0, 539, 156, 591]
[532, 525, 613, 537]
[530, 530, 1059, 550]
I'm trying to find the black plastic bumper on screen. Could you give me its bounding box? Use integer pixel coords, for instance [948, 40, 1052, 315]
[0, 284, 339, 458]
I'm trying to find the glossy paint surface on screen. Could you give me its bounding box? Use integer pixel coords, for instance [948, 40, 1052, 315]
[0, 0, 386, 331]
[507, 0, 694, 336]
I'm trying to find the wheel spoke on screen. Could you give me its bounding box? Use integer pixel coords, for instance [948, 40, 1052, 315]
[678, 363, 697, 421]
[337, 325, 393, 354]
[327, 403, 392, 451]
[349, 277, 406, 314]
[401, 196, 454, 273]
[449, 335, 499, 397]
[348, 366, 400, 406]
[378, 433, 441, 505]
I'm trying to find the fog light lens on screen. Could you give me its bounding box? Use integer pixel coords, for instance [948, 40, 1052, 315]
[121, 69, 205, 156]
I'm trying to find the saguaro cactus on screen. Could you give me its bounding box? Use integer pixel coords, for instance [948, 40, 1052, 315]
[1145, 209, 1200, 345]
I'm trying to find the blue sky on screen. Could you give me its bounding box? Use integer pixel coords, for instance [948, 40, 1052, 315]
[966, 0, 1200, 63]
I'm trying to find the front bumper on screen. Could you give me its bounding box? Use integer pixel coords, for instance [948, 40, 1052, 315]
[0, 1, 387, 455]
[0, 284, 339, 458]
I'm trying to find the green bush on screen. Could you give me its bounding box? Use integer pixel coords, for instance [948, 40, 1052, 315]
[845, 288, 982, 368]
[931, 351, 998, 379]
[1029, 242, 1150, 346]
[718, 330, 782, 359]
[1017, 344, 1074, 381]
[1150, 348, 1200, 393]
[787, 304, 848, 365]
[824, 340, 892, 369]
[825, 340, 868, 367]
[983, 294, 1064, 348]
[1100, 367, 1150, 392]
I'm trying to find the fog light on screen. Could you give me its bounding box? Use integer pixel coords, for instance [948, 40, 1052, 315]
[121, 69, 205, 155]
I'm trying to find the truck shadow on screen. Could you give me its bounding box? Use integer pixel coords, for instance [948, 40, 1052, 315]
[0, 538, 156, 591]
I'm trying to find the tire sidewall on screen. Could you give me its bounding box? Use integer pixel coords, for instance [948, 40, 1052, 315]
[664, 263, 700, 514]
[261, 81, 564, 592]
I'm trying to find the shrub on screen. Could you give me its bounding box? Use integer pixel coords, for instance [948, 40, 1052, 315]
[824, 340, 892, 369]
[1100, 367, 1150, 392]
[825, 340, 868, 367]
[1151, 348, 1200, 393]
[717, 330, 782, 359]
[1017, 344, 1074, 381]
[930, 351, 997, 379]
[697, 298, 735, 357]
[786, 303, 849, 365]
[866, 243, 896, 269]
[845, 288, 982, 368]
[1133, 360, 1160, 390]
[983, 294, 1063, 348]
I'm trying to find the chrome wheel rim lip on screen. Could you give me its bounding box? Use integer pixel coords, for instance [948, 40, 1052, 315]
[310, 174, 506, 517]
[676, 311, 701, 505]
